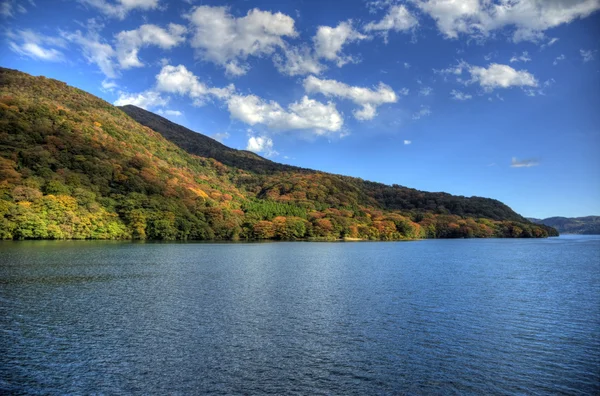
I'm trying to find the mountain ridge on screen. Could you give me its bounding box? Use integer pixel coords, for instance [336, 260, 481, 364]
[528, 216, 600, 235]
[0, 67, 557, 240]
[119, 104, 530, 223]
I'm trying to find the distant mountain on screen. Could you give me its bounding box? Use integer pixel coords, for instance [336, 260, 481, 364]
[528, 216, 600, 235]
[0, 67, 557, 240]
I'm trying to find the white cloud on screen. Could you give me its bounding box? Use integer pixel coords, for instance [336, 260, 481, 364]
[303, 75, 397, 120]
[63, 29, 118, 78]
[154, 64, 341, 135]
[228, 94, 343, 133]
[246, 136, 277, 157]
[553, 54, 566, 65]
[404, 62, 411, 69]
[114, 90, 168, 109]
[211, 132, 230, 142]
[450, 89, 472, 100]
[274, 20, 368, 76]
[273, 45, 325, 76]
[364, 5, 418, 38]
[541, 37, 559, 49]
[77, 0, 159, 19]
[414, 0, 600, 42]
[398, 87, 410, 96]
[403, 140, 412, 145]
[509, 51, 531, 63]
[156, 109, 183, 117]
[9, 42, 63, 61]
[580, 49, 596, 62]
[7, 29, 65, 62]
[115, 24, 186, 69]
[1, 0, 29, 17]
[419, 86, 433, 96]
[468, 63, 538, 91]
[313, 20, 368, 67]
[101, 79, 118, 92]
[437, 61, 537, 91]
[155, 64, 234, 105]
[511, 157, 539, 168]
[412, 105, 431, 120]
[186, 6, 297, 76]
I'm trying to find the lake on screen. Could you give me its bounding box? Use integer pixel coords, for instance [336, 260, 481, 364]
[1, 236, 599, 394]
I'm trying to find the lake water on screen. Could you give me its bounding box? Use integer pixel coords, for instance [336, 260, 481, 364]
[1, 236, 599, 395]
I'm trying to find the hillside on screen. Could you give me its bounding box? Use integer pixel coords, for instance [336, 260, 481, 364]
[529, 216, 600, 235]
[0, 67, 557, 240]
[120, 105, 531, 223]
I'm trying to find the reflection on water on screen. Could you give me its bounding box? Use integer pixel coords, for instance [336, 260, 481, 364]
[1, 237, 599, 394]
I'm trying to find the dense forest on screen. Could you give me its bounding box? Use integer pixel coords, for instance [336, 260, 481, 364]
[0, 67, 557, 240]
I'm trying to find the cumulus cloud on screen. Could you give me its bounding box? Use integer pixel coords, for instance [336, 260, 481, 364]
[273, 45, 325, 76]
[580, 49, 597, 62]
[227, 95, 342, 133]
[8, 29, 65, 62]
[152, 65, 342, 134]
[314, 20, 368, 67]
[511, 157, 539, 168]
[246, 135, 277, 157]
[275, 20, 367, 76]
[403, 140, 412, 145]
[77, 0, 159, 19]
[155, 64, 234, 105]
[115, 24, 186, 69]
[468, 63, 538, 90]
[414, 0, 600, 42]
[412, 105, 431, 120]
[437, 61, 537, 91]
[303, 75, 397, 120]
[186, 5, 297, 76]
[450, 89, 472, 100]
[114, 90, 168, 109]
[364, 4, 418, 38]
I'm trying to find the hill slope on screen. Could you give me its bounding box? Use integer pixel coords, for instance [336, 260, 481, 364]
[120, 105, 530, 223]
[529, 216, 600, 235]
[0, 67, 556, 240]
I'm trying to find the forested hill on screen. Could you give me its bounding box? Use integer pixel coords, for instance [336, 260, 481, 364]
[0, 67, 557, 240]
[120, 105, 529, 223]
[529, 216, 600, 235]
[119, 104, 303, 174]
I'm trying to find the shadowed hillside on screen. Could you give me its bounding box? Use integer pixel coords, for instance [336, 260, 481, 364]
[0, 67, 557, 240]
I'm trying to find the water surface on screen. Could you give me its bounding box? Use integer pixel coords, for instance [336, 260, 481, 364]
[1, 236, 599, 394]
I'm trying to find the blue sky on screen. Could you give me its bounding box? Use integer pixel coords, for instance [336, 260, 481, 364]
[1, 0, 599, 218]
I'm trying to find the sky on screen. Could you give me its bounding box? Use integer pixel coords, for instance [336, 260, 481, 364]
[1, 0, 599, 218]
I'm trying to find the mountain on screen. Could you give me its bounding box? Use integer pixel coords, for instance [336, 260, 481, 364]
[0, 67, 557, 240]
[529, 216, 600, 235]
[119, 105, 531, 223]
